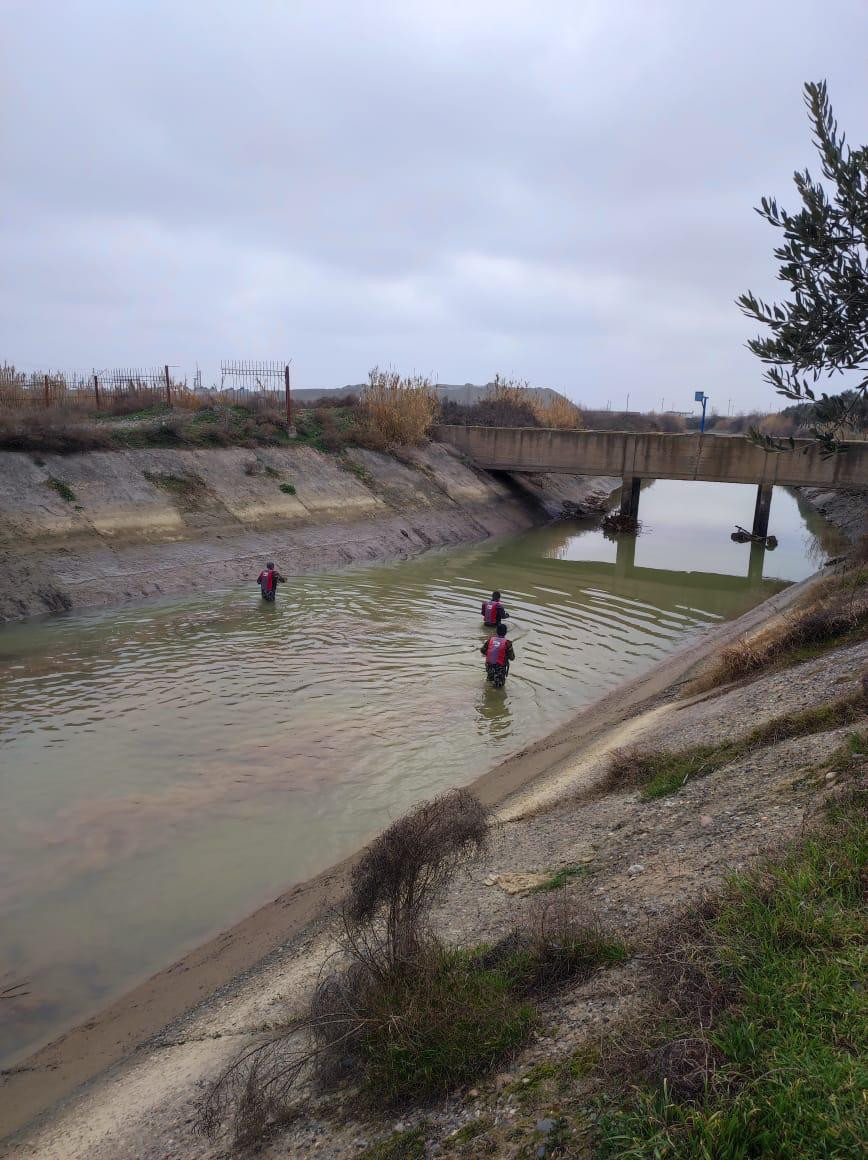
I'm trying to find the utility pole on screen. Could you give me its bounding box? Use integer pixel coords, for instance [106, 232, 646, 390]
[164, 364, 172, 407]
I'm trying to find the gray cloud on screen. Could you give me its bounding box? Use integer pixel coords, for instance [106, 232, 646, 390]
[2, 0, 866, 411]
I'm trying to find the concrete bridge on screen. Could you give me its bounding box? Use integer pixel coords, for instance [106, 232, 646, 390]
[433, 425, 868, 537]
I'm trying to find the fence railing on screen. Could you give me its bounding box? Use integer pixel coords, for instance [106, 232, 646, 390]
[0, 362, 294, 421]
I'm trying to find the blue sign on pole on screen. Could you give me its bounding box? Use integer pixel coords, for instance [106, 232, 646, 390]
[694, 390, 709, 433]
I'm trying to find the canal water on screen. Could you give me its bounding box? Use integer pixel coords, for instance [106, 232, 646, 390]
[0, 481, 844, 1065]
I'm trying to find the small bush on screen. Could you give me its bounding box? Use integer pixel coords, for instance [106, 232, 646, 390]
[279, 482, 296, 495]
[243, 460, 264, 476]
[340, 945, 535, 1104]
[45, 477, 77, 503]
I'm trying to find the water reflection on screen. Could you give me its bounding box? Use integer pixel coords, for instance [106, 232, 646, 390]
[0, 479, 844, 1066]
[474, 681, 514, 742]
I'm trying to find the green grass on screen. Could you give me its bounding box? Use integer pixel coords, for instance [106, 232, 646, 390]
[597, 795, 867, 1158]
[451, 1116, 494, 1146]
[340, 458, 376, 486]
[359, 947, 537, 1105]
[279, 482, 296, 495]
[360, 1123, 429, 1159]
[607, 691, 868, 801]
[142, 470, 204, 497]
[45, 477, 76, 502]
[530, 863, 592, 892]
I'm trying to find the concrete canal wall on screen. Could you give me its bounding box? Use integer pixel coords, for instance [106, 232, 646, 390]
[0, 442, 616, 620]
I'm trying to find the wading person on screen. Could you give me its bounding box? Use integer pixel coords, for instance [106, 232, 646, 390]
[481, 589, 510, 627]
[481, 622, 514, 688]
[257, 561, 286, 602]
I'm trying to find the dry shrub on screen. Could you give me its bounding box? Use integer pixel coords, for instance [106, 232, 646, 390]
[600, 747, 659, 793]
[757, 413, 799, 438]
[201, 790, 493, 1144]
[0, 409, 115, 453]
[362, 368, 438, 446]
[345, 787, 489, 971]
[691, 590, 868, 692]
[485, 375, 583, 430]
[532, 394, 584, 430]
[651, 411, 686, 433]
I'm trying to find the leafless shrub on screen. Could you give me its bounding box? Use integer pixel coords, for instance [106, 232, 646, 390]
[244, 460, 264, 476]
[345, 787, 489, 973]
[200, 790, 491, 1145]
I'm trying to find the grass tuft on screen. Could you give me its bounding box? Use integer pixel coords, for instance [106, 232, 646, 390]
[603, 689, 868, 800]
[45, 477, 77, 503]
[529, 863, 592, 892]
[360, 1123, 428, 1159]
[278, 482, 296, 495]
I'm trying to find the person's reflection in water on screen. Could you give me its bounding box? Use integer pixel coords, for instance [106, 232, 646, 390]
[474, 680, 514, 743]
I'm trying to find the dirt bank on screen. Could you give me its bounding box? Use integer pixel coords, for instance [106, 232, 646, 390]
[0, 566, 834, 1156]
[0, 442, 617, 620]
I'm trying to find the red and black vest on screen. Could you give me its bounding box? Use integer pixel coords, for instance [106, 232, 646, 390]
[260, 569, 276, 594]
[485, 636, 509, 665]
[482, 599, 503, 626]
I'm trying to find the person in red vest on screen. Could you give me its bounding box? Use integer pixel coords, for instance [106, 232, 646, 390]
[257, 561, 286, 602]
[480, 622, 515, 687]
[481, 590, 510, 627]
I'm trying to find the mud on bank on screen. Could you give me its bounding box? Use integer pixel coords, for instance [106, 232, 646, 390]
[0, 443, 616, 621]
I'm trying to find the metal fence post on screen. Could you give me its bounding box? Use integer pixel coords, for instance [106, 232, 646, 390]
[93, 372, 101, 411]
[43, 375, 50, 408]
[164, 364, 171, 407]
[284, 363, 292, 428]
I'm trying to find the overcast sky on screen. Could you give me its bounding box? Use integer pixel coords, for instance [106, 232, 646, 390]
[2, 0, 866, 411]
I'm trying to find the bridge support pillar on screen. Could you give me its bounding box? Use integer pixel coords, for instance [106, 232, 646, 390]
[619, 476, 641, 522]
[615, 532, 637, 577]
[752, 484, 773, 539]
[748, 541, 766, 585]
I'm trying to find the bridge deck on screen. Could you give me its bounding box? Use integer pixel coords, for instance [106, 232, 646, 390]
[433, 426, 868, 489]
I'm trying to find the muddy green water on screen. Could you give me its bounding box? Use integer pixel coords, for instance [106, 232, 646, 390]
[0, 481, 845, 1065]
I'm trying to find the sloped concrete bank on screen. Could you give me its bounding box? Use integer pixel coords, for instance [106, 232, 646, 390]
[0, 443, 617, 621]
[798, 485, 868, 544]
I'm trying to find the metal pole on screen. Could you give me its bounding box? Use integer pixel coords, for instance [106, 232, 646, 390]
[43, 374, 50, 408]
[284, 363, 292, 428]
[700, 395, 708, 433]
[164, 364, 171, 407]
[93, 372, 101, 411]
